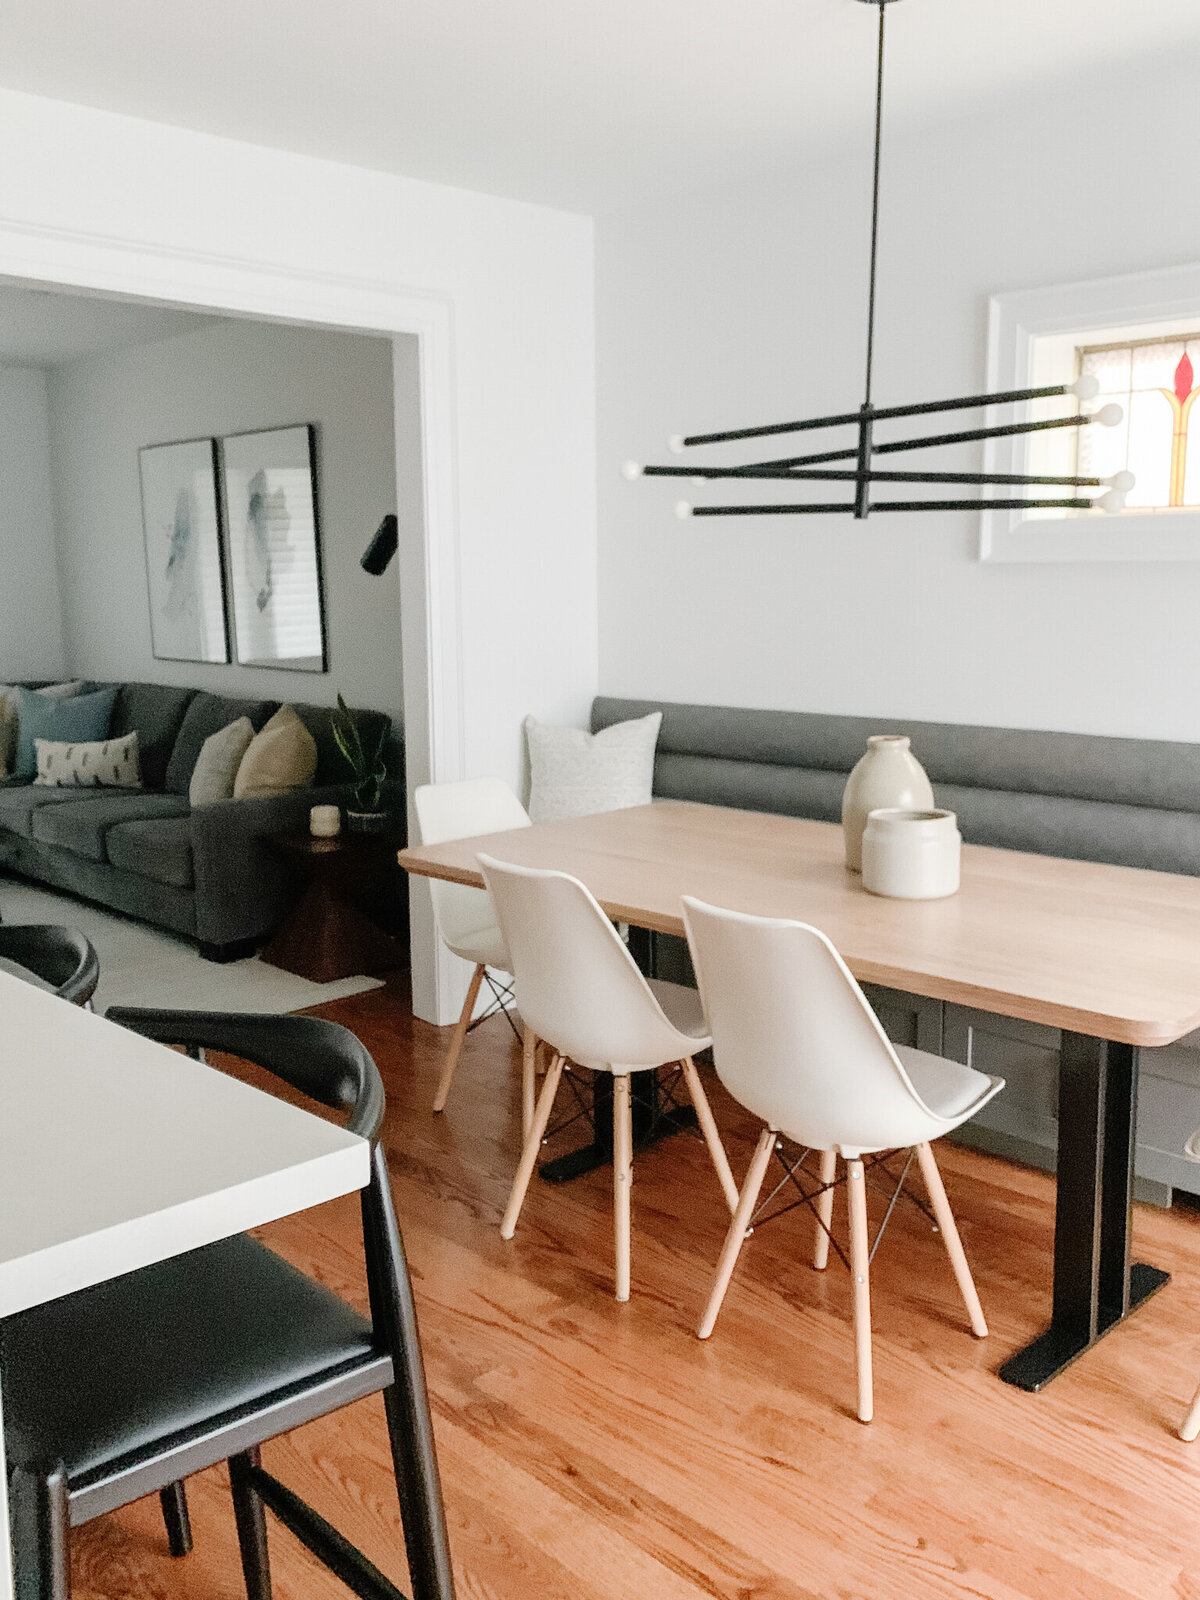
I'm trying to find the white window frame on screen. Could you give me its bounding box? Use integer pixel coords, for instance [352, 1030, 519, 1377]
[980, 261, 1200, 563]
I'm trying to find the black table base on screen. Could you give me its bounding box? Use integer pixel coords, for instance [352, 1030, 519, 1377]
[539, 1070, 699, 1184]
[998, 1032, 1170, 1391]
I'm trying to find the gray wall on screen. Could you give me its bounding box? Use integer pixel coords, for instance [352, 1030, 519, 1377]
[597, 49, 1200, 741]
[47, 318, 405, 728]
[0, 364, 65, 679]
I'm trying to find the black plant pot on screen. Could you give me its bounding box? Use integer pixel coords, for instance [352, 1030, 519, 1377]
[346, 809, 390, 835]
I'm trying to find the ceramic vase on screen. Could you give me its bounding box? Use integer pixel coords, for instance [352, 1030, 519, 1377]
[861, 807, 961, 899]
[841, 734, 934, 871]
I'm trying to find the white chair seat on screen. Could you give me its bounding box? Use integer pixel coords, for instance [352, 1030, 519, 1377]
[445, 921, 511, 974]
[647, 979, 710, 1045]
[896, 1046, 1003, 1128]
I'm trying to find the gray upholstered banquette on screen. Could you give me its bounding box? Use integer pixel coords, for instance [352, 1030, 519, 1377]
[592, 695, 1200, 1204]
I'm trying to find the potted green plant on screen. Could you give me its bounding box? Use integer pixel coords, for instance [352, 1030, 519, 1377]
[331, 694, 390, 833]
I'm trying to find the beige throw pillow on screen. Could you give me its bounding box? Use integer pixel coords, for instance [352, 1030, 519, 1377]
[234, 704, 317, 799]
[33, 731, 141, 789]
[36, 680, 86, 700]
[189, 716, 255, 806]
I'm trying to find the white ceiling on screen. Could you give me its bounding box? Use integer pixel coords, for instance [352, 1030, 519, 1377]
[0, 285, 214, 367]
[0, 1, 1195, 214]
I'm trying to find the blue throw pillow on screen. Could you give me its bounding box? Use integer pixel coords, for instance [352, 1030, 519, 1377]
[12, 686, 118, 779]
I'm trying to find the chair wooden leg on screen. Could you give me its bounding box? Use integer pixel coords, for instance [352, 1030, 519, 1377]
[520, 1026, 538, 1140]
[680, 1056, 739, 1213]
[159, 1480, 193, 1557]
[1181, 1378, 1200, 1442]
[813, 1148, 837, 1270]
[229, 1448, 272, 1600]
[501, 1054, 564, 1238]
[698, 1126, 776, 1338]
[915, 1141, 989, 1338]
[847, 1157, 873, 1423]
[432, 963, 485, 1113]
[613, 1074, 633, 1302]
[9, 1458, 70, 1600]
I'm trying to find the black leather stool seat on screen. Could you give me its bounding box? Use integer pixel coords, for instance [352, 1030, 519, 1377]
[1, 1234, 377, 1483]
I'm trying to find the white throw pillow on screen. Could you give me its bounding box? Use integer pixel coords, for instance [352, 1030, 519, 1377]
[190, 716, 256, 806]
[36, 680, 86, 700]
[524, 712, 662, 822]
[33, 731, 141, 789]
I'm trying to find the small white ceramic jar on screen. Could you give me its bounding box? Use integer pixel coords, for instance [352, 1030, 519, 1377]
[861, 808, 960, 900]
[310, 803, 341, 838]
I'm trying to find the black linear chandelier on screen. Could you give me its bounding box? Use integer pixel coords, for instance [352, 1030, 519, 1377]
[625, 0, 1134, 522]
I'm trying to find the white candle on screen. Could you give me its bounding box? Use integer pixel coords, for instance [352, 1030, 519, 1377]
[310, 804, 341, 838]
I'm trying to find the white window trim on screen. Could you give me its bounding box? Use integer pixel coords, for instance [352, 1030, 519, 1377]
[980, 261, 1200, 563]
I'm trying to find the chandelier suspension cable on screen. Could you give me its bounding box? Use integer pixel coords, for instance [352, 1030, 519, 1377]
[862, 0, 888, 410]
[624, 0, 1136, 521]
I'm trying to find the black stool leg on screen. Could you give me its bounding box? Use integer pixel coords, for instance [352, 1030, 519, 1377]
[364, 1146, 456, 1600]
[159, 1481, 193, 1557]
[229, 1448, 272, 1600]
[9, 1459, 70, 1600]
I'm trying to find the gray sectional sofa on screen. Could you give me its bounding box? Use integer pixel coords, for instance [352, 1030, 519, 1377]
[0, 681, 399, 960]
[592, 695, 1200, 1204]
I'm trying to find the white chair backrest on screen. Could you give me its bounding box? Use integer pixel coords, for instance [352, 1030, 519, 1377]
[478, 854, 692, 1070]
[681, 896, 940, 1152]
[413, 779, 531, 952]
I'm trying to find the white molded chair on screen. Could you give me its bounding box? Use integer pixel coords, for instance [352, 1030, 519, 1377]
[681, 896, 1004, 1423]
[1177, 1127, 1200, 1440]
[413, 778, 538, 1131]
[478, 855, 740, 1302]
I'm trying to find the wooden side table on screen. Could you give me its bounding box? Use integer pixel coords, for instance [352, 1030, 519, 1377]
[261, 829, 407, 984]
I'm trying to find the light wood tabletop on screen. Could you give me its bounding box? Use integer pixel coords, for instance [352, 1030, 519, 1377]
[399, 799, 1200, 1050]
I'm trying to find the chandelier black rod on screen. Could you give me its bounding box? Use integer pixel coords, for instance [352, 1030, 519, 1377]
[863, 0, 887, 406]
[675, 382, 1091, 450]
[642, 466, 1107, 487]
[688, 497, 1096, 517]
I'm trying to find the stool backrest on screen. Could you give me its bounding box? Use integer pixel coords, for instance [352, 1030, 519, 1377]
[413, 779, 530, 954]
[479, 854, 689, 1070]
[681, 897, 934, 1152]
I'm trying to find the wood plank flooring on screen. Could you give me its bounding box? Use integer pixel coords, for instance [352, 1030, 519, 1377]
[69, 978, 1200, 1600]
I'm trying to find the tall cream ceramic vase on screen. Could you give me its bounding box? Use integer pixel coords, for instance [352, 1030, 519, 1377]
[841, 735, 934, 871]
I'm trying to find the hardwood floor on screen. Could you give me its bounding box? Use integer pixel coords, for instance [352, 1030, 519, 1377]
[71, 978, 1200, 1600]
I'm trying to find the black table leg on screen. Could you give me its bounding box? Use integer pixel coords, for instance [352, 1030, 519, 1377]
[538, 1067, 699, 1184]
[998, 1031, 1169, 1391]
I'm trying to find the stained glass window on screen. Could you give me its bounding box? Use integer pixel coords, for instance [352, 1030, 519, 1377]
[1077, 334, 1200, 511]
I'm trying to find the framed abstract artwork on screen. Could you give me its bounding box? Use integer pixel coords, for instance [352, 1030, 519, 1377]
[138, 437, 229, 664]
[222, 423, 327, 672]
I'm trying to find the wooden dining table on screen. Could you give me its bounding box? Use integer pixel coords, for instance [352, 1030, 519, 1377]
[0, 970, 369, 1600]
[400, 797, 1200, 1392]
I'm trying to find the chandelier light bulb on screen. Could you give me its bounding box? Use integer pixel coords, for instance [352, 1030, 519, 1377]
[621, 460, 643, 479]
[1093, 403, 1124, 428]
[674, 500, 693, 519]
[1098, 489, 1127, 514]
[668, 434, 686, 454]
[1069, 375, 1101, 401]
[1107, 470, 1136, 492]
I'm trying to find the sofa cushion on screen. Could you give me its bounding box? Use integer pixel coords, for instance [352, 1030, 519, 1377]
[0, 782, 89, 839]
[165, 693, 276, 795]
[106, 815, 195, 889]
[107, 683, 197, 792]
[292, 703, 391, 788]
[13, 686, 118, 779]
[30, 793, 190, 863]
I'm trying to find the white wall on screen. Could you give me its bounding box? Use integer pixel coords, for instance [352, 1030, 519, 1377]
[47, 318, 403, 728]
[0, 85, 598, 788]
[597, 52, 1200, 740]
[0, 364, 65, 678]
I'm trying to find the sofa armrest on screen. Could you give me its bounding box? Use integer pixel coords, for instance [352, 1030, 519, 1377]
[189, 782, 404, 947]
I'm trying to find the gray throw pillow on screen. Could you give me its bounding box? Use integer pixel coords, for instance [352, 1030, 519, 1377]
[524, 711, 662, 822]
[190, 717, 256, 806]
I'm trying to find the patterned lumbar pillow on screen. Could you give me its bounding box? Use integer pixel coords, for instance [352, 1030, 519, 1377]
[524, 711, 662, 822]
[33, 731, 142, 789]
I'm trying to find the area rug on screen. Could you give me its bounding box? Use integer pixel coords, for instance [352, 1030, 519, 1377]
[0, 879, 387, 1014]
